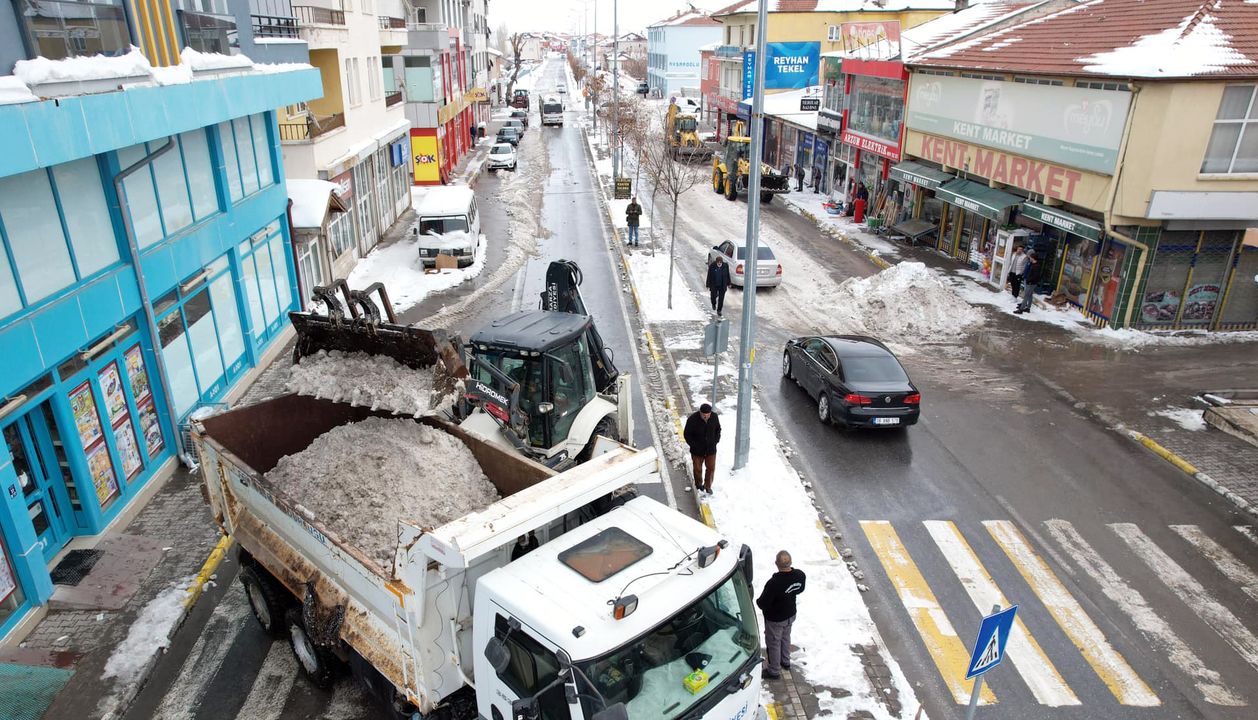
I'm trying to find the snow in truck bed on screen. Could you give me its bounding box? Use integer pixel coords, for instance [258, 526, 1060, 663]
[265, 417, 500, 568]
[286, 349, 459, 418]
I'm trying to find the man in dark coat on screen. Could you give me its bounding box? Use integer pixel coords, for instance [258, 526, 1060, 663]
[706, 256, 732, 316]
[757, 550, 806, 679]
[625, 196, 642, 246]
[794, 163, 806, 192]
[1016, 249, 1042, 314]
[683, 403, 721, 494]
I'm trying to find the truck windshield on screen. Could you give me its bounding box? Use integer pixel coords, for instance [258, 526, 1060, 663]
[576, 566, 759, 719]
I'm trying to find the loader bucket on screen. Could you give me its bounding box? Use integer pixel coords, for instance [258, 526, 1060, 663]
[290, 281, 469, 405]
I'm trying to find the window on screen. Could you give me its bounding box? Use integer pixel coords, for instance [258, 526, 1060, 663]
[1013, 76, 1063, 86]
[238, 221, 290, 346]
[156, 257, 243, 418]
[250, 114, 275, 187]
[296, 240, 324, 307]
[368, 55, 380, 100]
[51, 158, 119, 278]
[1201, 85, 1258, 174]
[328, 212, 355, 256]
[0, 170, 76, 303]
[181, 130, 219, 219]
[915, 68, 955, 77]
[960, 72, 1004, 81]
[848, 75, 906, 146]
[152, 140, 194, 234]
[1076, 80, 1128, 91]
[493, 616, 566, 719]
[178, 0, 237, 54]
[219, 115, 274, 201]
[16, 0, 129, 61]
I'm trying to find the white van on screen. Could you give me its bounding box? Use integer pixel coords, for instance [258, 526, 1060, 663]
[541, 95, 564, 126]
[414, 186, 480, 268]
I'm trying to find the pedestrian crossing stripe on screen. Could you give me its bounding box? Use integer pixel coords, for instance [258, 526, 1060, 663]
[1236, 525, 1258, 546]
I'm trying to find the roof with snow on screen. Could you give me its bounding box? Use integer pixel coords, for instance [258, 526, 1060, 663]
[648, 8, 720, 27]
[713, 0, 958, 16]
[288, 179, 345, 229]
[823, 1, 1042, 61]
[912, 0, 1258, 79]
[740, 86, 822, 131]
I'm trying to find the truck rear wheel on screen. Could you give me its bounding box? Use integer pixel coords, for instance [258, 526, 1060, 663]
[286, 607, 339, 688]
[241, 565, 289, 638]
[725, 176, 737, 201]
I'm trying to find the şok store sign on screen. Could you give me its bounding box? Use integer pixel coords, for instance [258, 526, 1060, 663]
[742, 42, 821, 98]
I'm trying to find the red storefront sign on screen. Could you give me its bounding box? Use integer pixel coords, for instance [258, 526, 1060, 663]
[714, 95, 740, 115]
[840, 21, 902, 57]
[841, 129, 901, 162]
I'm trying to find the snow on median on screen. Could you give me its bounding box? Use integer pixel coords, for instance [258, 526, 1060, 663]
[673, 360, 919, 718]
[286, 350, 460, 418]
[626, 252, 707, 323]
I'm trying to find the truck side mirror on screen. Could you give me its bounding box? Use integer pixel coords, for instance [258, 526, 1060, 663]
[591, 703, 629, 720]
[485, 638, 511, 674]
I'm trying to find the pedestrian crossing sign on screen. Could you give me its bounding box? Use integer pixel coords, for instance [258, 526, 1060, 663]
[966, 605, 1018, 679]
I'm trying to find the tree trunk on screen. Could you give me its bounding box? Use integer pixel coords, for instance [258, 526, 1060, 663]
[667, 194, 679, 310]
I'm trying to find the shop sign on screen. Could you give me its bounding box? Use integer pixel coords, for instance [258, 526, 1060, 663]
[330, 170, 354, 202]
[815, 138, 830, 160]
[466, 87, 488, 102]
[906, 74, 1130, 174]
[840, 21, 901, 58]
[1020, 202, 1103, 241]
[410, 134, 440, 183]
[916, 133, 1091, 204]
[715, 94, 740, 115]
[823, 56, 843, 82]
[800, 97, 820, 112]
[818, 111, 841, 134]
[842, 129, 902, 162]
[743, 51, 756, 100]
[744, 43, 821, 97]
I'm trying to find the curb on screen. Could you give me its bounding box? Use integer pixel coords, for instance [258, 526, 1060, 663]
[184, 533, 234, 609]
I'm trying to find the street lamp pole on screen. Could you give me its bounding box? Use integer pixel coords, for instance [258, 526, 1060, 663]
[732, 0, 769, 470]
[612, 0, 620, 178]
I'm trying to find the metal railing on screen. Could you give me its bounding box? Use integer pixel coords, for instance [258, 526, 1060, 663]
[384, 91, 403, 107]
[277, 112, 346, 141]
[378, 16, 406, 29]
[252, 14, 299, 38]
[406, 21, 445, 31]
[292, 5, 345, 26]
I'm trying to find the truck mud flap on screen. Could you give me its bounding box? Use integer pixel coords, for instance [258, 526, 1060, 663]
[302, 582, 346, 647]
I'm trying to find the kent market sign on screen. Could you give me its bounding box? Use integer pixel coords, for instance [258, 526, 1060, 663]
[906, 74, 1130, 175]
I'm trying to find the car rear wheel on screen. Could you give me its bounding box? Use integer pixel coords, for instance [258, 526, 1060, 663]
[781, 352, 793, 380]
[817, 393, 832, 425]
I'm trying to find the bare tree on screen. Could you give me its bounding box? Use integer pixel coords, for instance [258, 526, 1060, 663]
[637, 108, 706, 309]
[505, 33, 526, 99]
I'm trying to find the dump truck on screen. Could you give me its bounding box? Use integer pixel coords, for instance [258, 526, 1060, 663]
[711, 121, 790, 204]
[665, 102, 713, 161]
[194, 395, 762, 720]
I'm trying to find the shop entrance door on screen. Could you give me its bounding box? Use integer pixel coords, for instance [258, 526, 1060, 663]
[2, 405, 72, 563]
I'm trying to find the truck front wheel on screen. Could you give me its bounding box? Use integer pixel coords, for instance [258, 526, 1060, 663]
[287, 607, 339, 688]
[241, 565, 289, 638]
[577, 415, 619, 463]
[725, 177, 738, 201]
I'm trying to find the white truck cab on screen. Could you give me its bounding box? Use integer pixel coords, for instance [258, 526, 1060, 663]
[415, 186, 481, 267]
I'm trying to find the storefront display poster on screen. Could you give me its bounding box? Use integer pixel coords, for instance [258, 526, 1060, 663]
[69, 382, 104, 449]
[1182, 284, 1221, 322]
[1089, 243, 1126, 319]
[114, 419, 143, 480]
[125, 345, 151, 402]
[87, 442, 119, 506]
[138, 399, 165, 459]
[1141, 289, 1181, 323]
[99, 362, 128, 424]
[0, 542, 16, 605]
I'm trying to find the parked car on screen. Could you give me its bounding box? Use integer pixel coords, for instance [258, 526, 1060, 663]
[414, 186, 480, 268]
[707, 240, 782, 287]
[496, 126, 521, 147]
[636, 81, 649, 96]
[509, 109, 529, 128]
[487, 142, 517, 171]
[501, 118, 526, 136]
[557, 85, 567, 95]
[782, 335, 921, 428]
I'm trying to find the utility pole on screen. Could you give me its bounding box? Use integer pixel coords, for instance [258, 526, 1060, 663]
[592, 0, 598, 135]
[612, 0, 620, 178]
[732, 0, 768, 470]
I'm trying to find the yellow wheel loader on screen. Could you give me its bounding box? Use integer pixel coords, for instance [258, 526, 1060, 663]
[710, 121, 791, 204]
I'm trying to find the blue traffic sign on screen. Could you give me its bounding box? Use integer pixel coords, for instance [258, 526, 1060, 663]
[966, 605, 1018, 679]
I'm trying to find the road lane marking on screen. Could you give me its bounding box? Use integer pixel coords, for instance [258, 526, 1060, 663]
[1233, 525, 1258, 547]
[232, 640, 298, 720]
[1111, 523, 1258, 673]
[1171, 524, 1258, 603]
[861, 520, 995, 705]
[924, 521, 1079, 706]
[153, 584, 251, 720]
[1046, 520, 1243, 706]
[985, 520, 1159, 706]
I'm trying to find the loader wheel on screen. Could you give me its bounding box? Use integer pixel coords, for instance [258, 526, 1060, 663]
[241, 565, 290, 638]
[713, 168, 724, 194]
[725, 177, 738, 201]
[761, 192, 774, 205]
[286, 607, 340, 688]
[577, 415, 619, 463]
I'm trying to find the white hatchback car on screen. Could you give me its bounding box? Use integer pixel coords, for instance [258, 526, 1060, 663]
[707, 240, 783, 288]
[487, 142, 517, 171]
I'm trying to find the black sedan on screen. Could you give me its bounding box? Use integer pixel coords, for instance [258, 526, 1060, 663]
[782, 335, 920, 428]
[496, 127, 521, 147]
[509, 108, 530, 128]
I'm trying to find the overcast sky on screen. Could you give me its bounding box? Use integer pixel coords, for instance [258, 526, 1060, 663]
[488, 0, 729, 36]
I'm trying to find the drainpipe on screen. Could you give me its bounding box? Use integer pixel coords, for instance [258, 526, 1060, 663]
[112, 138, 186, 456]
[1102, 82, 1150, 329]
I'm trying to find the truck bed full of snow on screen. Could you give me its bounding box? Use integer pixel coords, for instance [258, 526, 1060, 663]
[286, 349, 457, 418]
[265, 417, 500, 568]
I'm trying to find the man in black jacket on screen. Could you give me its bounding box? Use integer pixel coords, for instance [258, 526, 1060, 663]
[1016, 249, 1042, 314]
[706, 257, 732, 316]
[756, 550, 806, 679]
[625, 196, 642, 246]
[683, 403, 721, 494]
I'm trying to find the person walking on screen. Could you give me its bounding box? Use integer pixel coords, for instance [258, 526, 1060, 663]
[794, 163, 806, 192]
[757, 550, 806, 679]
[683, 404, 721, 494]
[1016, 249, 1041, 314]
[706, 256, 731, 316]
[1008, 245, 1028, 300]
[625, 196, 642, 247]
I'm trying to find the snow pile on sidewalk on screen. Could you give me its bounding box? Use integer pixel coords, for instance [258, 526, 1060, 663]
[833, 261, 982, 338]
[286, 350, 458, 417]
[102, 576, 195, 686]
[347, 232, 487, 313]
[1151, 406, 1207, 431]
[780, 192, 903, 262]
[267, 418, 499, 568]
[673, 361, 918, 719]
[626, 253, 707, 323]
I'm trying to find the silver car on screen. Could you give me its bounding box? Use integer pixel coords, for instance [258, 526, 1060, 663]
[708, 240, 783, 287]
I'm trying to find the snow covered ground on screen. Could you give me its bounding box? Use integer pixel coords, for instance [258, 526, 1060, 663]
[672, 360, 920, 719]
[102, 576, 196, 687]
[1150, 406, 1207, 432]
[625, 252, 706, 323]
[347, 230, 487, 314]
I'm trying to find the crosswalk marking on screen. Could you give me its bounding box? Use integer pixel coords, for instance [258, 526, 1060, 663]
[233, 640, 300, 720]
[1233, 524, 1257, 547]
[860, 520, 996, 705]
[1110, 523, 1258, 674]
[984, 520, 1159, 707]
[1046, 520, 1244, 706]
[154, 585, 251, 720]
[924, 521, 1079, 706]
[1171, 524, 1258, 603]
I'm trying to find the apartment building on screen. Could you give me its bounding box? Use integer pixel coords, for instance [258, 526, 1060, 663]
[647, 8, 720, 97]
[0, 0, 320, 637]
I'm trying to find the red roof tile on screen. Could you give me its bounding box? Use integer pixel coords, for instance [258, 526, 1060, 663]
[913, 0, 1258, 79]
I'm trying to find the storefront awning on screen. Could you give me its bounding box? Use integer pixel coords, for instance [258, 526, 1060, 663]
[889, 161, 953, 190]
[1020, 201, 1103, 241]
[934, 179, 1022, 221]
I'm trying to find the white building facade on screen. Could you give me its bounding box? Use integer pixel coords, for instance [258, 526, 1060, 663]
[646, 10, 721, 97]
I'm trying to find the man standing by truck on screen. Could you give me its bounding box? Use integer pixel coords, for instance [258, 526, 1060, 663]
[684, 403, 721, 494]
[757, 550, 806, 679]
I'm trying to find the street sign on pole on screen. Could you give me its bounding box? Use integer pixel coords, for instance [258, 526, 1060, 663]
[704, 319, 729, 408]
[963, 604, 1017, 720]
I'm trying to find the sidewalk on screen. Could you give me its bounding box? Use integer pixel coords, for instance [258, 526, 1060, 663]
[776, 189, 1258, 519]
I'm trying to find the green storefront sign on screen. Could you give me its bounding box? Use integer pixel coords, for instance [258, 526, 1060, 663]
[1020, 202, 1103, 241]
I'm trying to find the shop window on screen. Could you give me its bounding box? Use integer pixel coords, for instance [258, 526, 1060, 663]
[234, 117, 261, 195]
[52, 158, 120, 278]
[1218, 245, 1258, 327]
[0, 252, 19, 317]
[117, 144, 165, 248]
[267, 235, 294, 313]
[181, 130, 219, 221]
[152, 141, 195, 235]
[184, 290, 226, 396]
[239, 222, 290, 346]
[208, 269, 246, 372]
[404, 56, 435, 102]
[158, 310, 199, 417]
[157, 258, 247, 417]
[0, 169, 77, 303]
[219, 122, 245, 202]
[250, 115, 275, 188]
[0, 531, 26, 628]
[847, 75, 905, 147]
[1201, 85, 1258, 174]
[1087, 240, 1128, 320]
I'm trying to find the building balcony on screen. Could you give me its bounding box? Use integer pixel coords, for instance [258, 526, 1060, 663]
[379, 15, 407, 48]
[252, 14, 300, 38]
[293, 2, 348, 49]
[277, 111, 346, 142]
[293, 4, 344, 25]
[384, 90, 403, 107]
[407, 22, 451, 51]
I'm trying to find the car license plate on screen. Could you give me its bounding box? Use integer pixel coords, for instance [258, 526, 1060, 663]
[873, 417, 900, 425]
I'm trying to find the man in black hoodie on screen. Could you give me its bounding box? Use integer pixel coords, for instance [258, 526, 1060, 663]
[756, 550, 806, 679]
